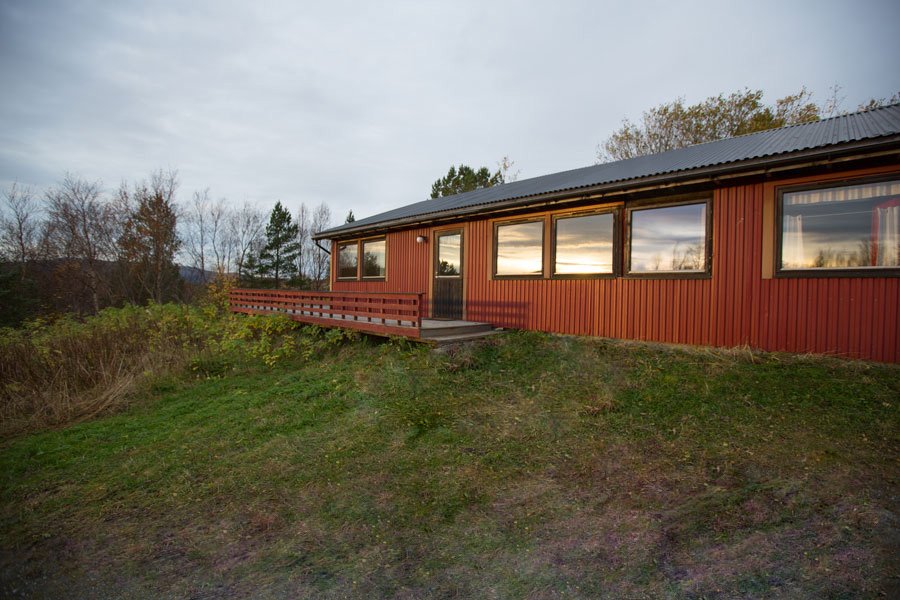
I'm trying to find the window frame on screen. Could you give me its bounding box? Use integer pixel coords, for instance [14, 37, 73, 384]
[550, 207, 621, 279]
[624, 197, 713, 279]
[360, 236, 387, 281]
[336, 240, 360, 281]
[774, 174, 900, 278]
[492, 217, 546, 280]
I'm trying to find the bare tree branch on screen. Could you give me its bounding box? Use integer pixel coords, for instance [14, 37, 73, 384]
[309, 202, 332, 289]
[230, 202, 264, 281]
[44, 174, 121, 311]
[0, 183, 41, 274]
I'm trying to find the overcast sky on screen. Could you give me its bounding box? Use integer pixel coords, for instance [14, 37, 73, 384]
[1, 0, 898, 226]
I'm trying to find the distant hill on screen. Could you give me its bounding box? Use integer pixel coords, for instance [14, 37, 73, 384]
[178, 265, 220, 284]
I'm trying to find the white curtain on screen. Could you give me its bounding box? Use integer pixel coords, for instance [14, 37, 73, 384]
[785, 181, 900, 205]
[876, 205, 900, 266]
[783, 214, 805, 268]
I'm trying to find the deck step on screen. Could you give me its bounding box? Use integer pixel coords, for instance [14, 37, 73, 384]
[426, 329, 501, 346]
[419, 323, 493, 339]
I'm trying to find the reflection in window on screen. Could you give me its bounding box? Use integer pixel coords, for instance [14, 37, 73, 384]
[629, 203, 707, 273]
[554, 213, 614, 274]
[496, 221, 543, 276]
[781, 180, 900, 270]
[338, 242, 358, 278]
[437, 233, 461, 276]
[362, 239, 386, 278]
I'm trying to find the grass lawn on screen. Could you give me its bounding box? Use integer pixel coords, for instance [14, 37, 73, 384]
[1, 331, 898, 598]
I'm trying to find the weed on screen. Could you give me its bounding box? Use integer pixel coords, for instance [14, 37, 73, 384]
[188, 352, 233, 379]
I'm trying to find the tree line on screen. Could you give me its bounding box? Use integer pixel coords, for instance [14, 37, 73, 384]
[0, 169, 332, 326]
[182, 192, 331, 290]
[596, 87, 899, 162]
[4, 87, 894, 326]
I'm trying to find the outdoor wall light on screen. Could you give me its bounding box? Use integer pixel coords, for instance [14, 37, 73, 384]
[415, 235, 428, 243]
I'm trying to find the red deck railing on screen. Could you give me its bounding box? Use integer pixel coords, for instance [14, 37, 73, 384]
[229, 288, 425, 338]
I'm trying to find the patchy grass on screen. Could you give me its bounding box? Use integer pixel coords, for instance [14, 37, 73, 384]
[1, 331, 898, 598]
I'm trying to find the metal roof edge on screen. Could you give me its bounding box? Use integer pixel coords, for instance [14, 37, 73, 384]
[314, 134, 900, 241]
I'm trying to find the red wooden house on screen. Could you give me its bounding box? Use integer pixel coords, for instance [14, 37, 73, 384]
[236, 105, 900, 361]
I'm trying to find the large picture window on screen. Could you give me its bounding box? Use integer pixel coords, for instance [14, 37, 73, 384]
[337, 242, 358, 279]
[552, 211, 616, 276]
[494, 220, 544, 277]
[627, 201, 709, 275]
[779, 178, 900, 273]
[362, 238, 386, 278]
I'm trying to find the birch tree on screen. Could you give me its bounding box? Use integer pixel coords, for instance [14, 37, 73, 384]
[230, 201, 264, 282]
[0, 183, 41, 275]
[45, 174, 121, 311]
[308, 202, 332, 289]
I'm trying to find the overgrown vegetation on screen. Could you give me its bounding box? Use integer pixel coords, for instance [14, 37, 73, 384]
[0, 285, 355, 437]
[1, 327, 897, 598]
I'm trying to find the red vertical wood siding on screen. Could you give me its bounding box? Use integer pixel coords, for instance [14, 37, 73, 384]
[331, 227, 432, 316]
[331, 179, 900, 363]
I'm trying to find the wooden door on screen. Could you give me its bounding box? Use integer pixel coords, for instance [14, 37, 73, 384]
[433, 229, 463, 319]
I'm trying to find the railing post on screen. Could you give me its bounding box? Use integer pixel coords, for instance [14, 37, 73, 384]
[416, 293, 423, 330]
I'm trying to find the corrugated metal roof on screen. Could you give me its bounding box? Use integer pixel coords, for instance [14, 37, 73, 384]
[317, 104, 900, 239]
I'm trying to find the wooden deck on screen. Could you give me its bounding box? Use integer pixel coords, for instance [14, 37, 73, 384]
[228, 288, 495, 343]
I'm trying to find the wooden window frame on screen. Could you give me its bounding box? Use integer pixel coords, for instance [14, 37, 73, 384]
[624, 197, 713, 279]
[492, 217, 547, 280]
[336, 241, 360, 281]
[360, 236, 388, 281]
[774, 174, 900, 279]
[550, 207, 621, 280]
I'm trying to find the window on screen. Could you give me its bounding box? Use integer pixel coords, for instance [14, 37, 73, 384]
[494, 220, 544, 277]
[779, 178, 900, 273]
[337, 242, 358, 279]
[627, 201, 709, 275]
[436, 232, 462, 276]
[336, 237, 388, 280]
[362, 238, 386, 278]
[552, 211, 616, 277]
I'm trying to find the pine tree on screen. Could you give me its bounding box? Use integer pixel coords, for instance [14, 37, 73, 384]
[258, 201, 300, 288]
[430, 164, 504, 199]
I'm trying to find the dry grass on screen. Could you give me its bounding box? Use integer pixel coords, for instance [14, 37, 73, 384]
[0, 301, 312, 437]
[0, 308, 188, 435]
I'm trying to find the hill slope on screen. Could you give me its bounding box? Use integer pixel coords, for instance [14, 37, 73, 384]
[2, 331, 898, 598]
